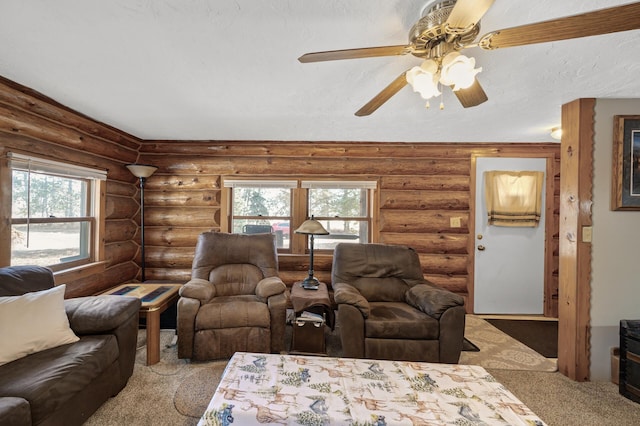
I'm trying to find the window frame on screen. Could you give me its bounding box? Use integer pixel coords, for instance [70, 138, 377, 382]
[5, 152, 106, 271]
[222, 177, 378, 254]
[303, 180, 376, 251]
[224, 179, 296, 250]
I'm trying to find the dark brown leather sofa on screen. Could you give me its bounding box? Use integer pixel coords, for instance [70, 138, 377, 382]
[0, 266, 140, 426]
[332, 243, 466, 363]
[177, 232, 288, 361]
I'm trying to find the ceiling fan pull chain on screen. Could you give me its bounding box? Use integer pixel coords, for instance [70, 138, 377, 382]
[440, 91, 445, 110]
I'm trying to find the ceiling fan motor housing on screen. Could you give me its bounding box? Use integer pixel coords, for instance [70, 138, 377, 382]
[410, 0, 479, 59]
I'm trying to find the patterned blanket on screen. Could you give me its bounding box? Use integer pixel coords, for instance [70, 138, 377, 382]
[198, 352, 545, 425]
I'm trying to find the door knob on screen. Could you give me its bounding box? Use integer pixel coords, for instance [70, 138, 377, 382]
[477, 245, 486, 251]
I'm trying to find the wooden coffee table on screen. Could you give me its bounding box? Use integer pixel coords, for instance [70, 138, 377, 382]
[101, 283, 182, 365]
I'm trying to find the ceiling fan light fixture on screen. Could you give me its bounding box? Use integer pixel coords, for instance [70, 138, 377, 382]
[550, 127, 562, 140]
[439, 51, 481, 91]
[406, 59, 441, 99]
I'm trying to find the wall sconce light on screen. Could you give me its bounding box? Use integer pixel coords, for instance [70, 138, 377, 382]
[294, 216, 329, 290]
[550, 127, 562, 140]
[126, 164, 158, 282]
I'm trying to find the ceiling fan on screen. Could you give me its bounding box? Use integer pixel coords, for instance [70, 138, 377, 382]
[298, 0, 640, 116]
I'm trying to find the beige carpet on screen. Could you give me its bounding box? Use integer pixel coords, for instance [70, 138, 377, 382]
[84, 331, 205, 426]
[85, 317, 640, 425]
[459, 314, 558, 372]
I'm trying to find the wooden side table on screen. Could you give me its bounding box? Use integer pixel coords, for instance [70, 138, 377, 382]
[290, 281, 332, 354]
[101, 283, 182, 365]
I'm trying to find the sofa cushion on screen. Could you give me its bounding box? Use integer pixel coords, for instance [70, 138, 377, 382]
[365, 302, 440, 340]
[0, 285, 79, 366]
[195, 295, 270, 329]
[0, 265, 54, 296]
[348, 277, 409, 302]
[0, 335, 119, 424]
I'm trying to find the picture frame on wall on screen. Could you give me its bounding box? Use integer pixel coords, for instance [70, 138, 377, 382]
[612, 115, 640, 210]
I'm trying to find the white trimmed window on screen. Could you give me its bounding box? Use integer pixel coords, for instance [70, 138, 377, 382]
[8, 153, 106, 270]
[224, 178, 377, 253]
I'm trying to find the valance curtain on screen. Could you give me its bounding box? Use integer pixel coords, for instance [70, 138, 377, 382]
[484, 170, 544, 227]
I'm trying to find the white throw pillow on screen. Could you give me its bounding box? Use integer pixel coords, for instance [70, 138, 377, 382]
[0, 284, 79, 366]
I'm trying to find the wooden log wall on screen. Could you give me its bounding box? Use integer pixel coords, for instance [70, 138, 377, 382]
[139, 142, 561, 315]
[0, 76, 561, 316]
[0, 76, 143, 297]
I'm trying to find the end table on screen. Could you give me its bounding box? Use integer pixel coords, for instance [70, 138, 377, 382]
[101, 283, 182, 365]
[290, 281, 333, 354]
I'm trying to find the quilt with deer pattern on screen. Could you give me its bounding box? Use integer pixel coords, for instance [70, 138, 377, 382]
[198, 352, 545, 426]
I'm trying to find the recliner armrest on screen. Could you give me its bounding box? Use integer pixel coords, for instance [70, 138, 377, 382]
[65, 296, 141, 335]
[179, 278, 215, 302]
[256, 276, 286, 300]
[405, 282, 464, 319]
[333, 282, 370, 318]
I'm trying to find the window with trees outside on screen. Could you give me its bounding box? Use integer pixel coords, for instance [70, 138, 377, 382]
[8, 153, 106, 271]
[224, 178, 377, 253]
[303, 180, 376, 250]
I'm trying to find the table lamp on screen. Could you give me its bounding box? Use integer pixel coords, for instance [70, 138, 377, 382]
[294, 216, 329, 290]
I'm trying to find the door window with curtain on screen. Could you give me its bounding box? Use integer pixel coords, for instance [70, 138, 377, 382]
[8, 153, 106, 271]
[302, 180, 376, 250]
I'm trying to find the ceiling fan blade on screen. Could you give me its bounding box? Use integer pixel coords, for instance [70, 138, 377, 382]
[298, 45, 412, 63]
[453, 79, 488, 108]
[355, 72, 408, 116]
[479, 3, 640, 49]
[445, 0, 495, 32]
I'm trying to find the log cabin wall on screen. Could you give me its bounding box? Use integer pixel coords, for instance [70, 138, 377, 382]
[0, 76, 560, 315]
[139, 141, 561, 315]
[0, 76, 144, 297]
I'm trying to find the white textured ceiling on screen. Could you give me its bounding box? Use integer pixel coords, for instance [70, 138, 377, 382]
[1, 0, 639, 143]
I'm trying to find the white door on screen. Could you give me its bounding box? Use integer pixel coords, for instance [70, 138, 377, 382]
[474, 157, 547, 314]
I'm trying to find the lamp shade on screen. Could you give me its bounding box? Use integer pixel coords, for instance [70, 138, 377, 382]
[406, 59, 441, 100]
[126, 164, 158, 178]
[294, 219, 329, 235]
[439, 52, 481, 91]
[550, 127, 562, 140]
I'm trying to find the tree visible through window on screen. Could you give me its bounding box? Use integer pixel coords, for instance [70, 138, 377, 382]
[224, 179, 376, 253]
[8, 153, 105, 270]
[305, 182, 374, 250]
[227, 181, 294, 249]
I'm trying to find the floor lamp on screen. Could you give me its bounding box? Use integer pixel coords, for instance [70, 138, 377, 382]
[126, 164, 158, 282]
[294, 216, 329, 290]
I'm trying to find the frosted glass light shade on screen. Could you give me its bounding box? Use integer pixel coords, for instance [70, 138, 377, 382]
[406, 59, 441, 100]
[126, 164, 158, 178]
[439, 52, 481, 91]
[550, 127, 562, 140]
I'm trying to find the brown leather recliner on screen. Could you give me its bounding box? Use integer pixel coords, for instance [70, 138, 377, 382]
[177, 232, 288, 360]
[332, 243, 466, 363]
